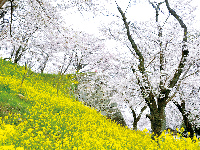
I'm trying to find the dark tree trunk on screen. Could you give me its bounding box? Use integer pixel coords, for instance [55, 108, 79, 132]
[150, 106, 166, 139]
[40, 54, 49, 74]
[146, 89, 169, 139]
[12, 46, 26, 64]
[173, 100, 195, 139]
[182, 114, 194, 139]
[131, 105, 147, 131]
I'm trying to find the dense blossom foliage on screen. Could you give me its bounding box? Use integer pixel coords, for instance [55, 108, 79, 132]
[0, 59, 200, 149]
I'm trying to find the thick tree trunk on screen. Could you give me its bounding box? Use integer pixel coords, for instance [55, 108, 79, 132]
[149, 106, 166, 139]
[146, 90, 167, 140]
[182, 114, 194, 139]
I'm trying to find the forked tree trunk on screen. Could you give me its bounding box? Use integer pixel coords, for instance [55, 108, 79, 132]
[146, 90, 167, 139]
[131, 105, 147, 131]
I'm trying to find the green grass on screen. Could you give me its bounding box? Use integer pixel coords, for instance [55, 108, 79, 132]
[0, 83, 31, 120]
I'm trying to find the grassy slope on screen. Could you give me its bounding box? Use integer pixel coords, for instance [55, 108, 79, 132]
[0, 58, 199, 150]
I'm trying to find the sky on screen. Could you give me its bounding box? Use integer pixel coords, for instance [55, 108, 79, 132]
[57, 0, 200, 33]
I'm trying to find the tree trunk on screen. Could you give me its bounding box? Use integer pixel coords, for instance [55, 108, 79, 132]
[182, 113, 194, 139]
[150, 106, 166, 139]
[173, 100, 194, 139]
[146, 91, 167, 140]
[131, 105, 147, 131]
[12, 45, 26, 64]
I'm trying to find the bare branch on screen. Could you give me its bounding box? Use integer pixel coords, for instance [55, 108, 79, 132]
[162, 14, 170, 28]
[182, 70, 199, 80]
[125, 0, 131, 14]
[166, 62, 192, 104]
[165, 0, 187, 42]
[108, 28, 138, 59]
[145, 51, 160, 69]
[63, 55, 73, 74]
[117, 6, 145, 74]
[117, 5, 158, 109]
[148, 0, 165, 22]
[181, 59, 200, 80]
[165, 0, 189, 90]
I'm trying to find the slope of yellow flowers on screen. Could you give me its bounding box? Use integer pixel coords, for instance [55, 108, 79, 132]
[0, 59, 199, 149]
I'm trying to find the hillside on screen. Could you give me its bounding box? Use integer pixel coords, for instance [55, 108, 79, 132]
[0, 58, 199, 150]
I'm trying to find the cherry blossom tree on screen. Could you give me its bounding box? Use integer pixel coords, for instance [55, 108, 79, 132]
[74, 71, 127, 127]
[0, 0, 63, 65]
[0, 0, 105, 74]
[90, 0, 200, 139]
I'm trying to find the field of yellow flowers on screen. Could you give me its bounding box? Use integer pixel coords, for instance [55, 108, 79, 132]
[0, 58, 199, 150]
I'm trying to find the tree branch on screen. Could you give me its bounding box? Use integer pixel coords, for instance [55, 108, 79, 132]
[165, 0, 188, 90]
[117, 6, 157, 107]
[0, 0, 7, 8]
[145, 52, 160, 69]
[136, 105, 147, 123]
[166, 62, 192, 104]
[117, 6, 145, 74]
